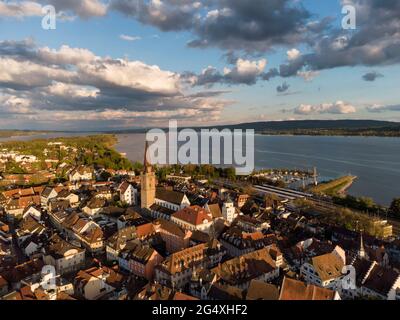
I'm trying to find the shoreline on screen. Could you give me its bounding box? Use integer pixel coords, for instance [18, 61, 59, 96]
[1, 129, 400, 140]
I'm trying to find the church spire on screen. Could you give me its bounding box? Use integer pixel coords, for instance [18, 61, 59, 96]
[144, 140, 152, 172]
[358, 230, 366, 259]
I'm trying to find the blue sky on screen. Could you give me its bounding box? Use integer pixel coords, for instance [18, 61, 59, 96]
[0, 0, 399, 130]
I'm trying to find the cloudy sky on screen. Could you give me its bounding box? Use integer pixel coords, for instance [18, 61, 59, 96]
[0, 0, 400, 130]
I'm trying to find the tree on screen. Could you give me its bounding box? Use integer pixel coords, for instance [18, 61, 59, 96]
[390, 198, 400, 218]
[223, 167, 236, 180]
[100, 171, 112, 181]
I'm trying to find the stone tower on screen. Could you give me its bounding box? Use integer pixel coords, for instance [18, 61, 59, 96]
[140, 141, 156, 209]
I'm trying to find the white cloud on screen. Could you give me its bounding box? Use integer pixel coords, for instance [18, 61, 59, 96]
[119, 34, 142, 41]
[46, 82, 99, 98]
[0, 57, 76, 88]
[366, 104, 400, 113]
[287, 48, 300, 61]
[45, 0, 107, 18]
[193, 58, 268, 86]
[294, 101, 357, 115]
[0, 94, 32, 114]
[0, 1, 42, 18]
[38, 45, 97, 65]
[0, 40, 232, 128]
[235, 58, 267, 76]
[79, 59, 181, 95]
[0, 0, 107, 19]
[366, 104, 384, 113]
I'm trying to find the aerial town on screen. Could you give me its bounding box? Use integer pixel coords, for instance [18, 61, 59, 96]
[0, 136, 399, 301]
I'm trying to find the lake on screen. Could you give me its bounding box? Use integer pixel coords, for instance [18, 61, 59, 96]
[115, 133, 400, 206]
[1, 132, 399, 205]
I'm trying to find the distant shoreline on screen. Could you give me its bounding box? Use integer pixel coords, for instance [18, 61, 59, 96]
[2, 119, 400, 139]
[1, 131, 400, 141]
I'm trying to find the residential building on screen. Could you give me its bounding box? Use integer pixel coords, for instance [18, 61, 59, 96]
[74, 266, 126, 300]
[300, 251, 345, 290]
[155, 241, 225, 289]
[153, 219, 192, 254]
[68, 166, 93, 182]
[118, 242, 164, 280]
[106, 226, 137, 262]
[82, 198, 106, 216]
[22, 205, 42, 221]
[342, 257, 400, 300]
[219, 227, 277, 257]
[119, 181, 137, 205]
[221, 197, 238, 223]
[211, 247, 281, 290]
[40, 187, 58, 209]
[43, 234, 85, 275]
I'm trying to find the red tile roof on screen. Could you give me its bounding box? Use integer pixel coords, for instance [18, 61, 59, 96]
[279, 277, 337, 300]
[172, 205, 212, 226]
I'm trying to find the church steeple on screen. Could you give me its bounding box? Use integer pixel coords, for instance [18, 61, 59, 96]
[144, 141, 152, 172]
[140, 140, 156, 209]
[358, 231, 366, 259]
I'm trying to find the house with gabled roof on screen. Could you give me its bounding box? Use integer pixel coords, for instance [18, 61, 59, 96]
[118, 242, 164, 280]
[171, 205, 213, 233]
[219, 226, 278, 257]
[342, 257, 400, 300]
[300, 250, 345, 290]
[211, 246, 281, 290]
[40, 186, 58, 209]
[22, 205, 41, 222]
[82, 197, 106, 216]
[43, 234, 85, 275]
[106, 226, 137, 262]
[68, 165, 93, 182]
[5, 195, 41, 218]
[56, 189, 79, 207]
[74, 265, 126, 300]
[118, 181, 137, 206]
[155, 241, 225, 289]
[153, 219, 192, 254]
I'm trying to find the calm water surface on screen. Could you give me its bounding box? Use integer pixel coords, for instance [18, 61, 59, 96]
[115, 134, 400, 206]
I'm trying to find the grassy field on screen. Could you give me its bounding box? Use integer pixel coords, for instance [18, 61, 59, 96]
[311, 175, 357, 196]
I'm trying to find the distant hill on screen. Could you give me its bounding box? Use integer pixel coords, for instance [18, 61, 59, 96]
[213, 120, 400, 137]
[110, 120, 400, 137]
[211, 120, 400, 131]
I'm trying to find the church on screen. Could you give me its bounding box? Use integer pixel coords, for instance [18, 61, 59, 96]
[140, 141, 190, 219]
